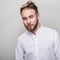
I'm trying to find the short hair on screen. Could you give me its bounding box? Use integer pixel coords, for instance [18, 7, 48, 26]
[20, 1, 39, 14]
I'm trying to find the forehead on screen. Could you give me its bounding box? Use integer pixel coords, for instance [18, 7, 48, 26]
[21, 8, 36, 17]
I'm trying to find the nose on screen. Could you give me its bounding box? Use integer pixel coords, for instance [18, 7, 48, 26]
[27, 18, 30, 24]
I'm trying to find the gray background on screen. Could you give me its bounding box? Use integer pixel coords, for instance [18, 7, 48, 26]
[0, 0, 60, 60]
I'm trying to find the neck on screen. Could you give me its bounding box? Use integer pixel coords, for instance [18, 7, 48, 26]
[32, 23, 41, 35]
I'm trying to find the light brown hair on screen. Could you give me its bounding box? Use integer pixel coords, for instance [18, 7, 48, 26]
[20, 1, 38, 14]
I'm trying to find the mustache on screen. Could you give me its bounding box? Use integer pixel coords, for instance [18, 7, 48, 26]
[28, 23, 33, 26]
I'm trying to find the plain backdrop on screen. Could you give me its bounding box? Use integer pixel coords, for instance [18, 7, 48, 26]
[0, 0, 60, 60]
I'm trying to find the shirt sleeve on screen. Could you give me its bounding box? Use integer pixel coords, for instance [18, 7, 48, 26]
[53, 31, 60, 60]
[15, 38, 24, 60]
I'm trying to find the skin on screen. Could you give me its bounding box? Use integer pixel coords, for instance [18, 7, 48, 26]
[21, 8, 41, 34]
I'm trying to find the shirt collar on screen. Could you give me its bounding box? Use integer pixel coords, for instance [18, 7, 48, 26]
[35, 25, 43, 35]
[27, 25, 43, 36]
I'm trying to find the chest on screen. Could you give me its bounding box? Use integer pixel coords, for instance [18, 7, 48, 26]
[22, 34, 54, 54]
[22, 34, 55, 60]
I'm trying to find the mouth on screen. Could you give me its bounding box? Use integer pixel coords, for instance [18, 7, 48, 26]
[28, 24, 33, 28]
[25, 24, 34, 31]
[28, 24, 34, 30]
[28, 24, 33, 27]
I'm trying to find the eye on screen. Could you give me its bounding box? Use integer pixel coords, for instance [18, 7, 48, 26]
[22, 17, 27, 20]
[29, 15, 34, 19]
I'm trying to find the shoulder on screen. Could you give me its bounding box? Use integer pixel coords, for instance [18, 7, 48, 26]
[18, 31, 27, 40]
[17, 31, 31, 42]
[16, 31, 32, 47]
[42, 26, 58, 34]
[40, 26, 60, 39]
[41, 26, 60, 42]
[16, 31, 27, 46]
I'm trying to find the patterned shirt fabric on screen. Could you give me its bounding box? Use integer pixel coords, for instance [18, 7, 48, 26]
[15, 26, 60, 60]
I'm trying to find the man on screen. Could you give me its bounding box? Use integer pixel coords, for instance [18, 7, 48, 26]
[15, 1, 60, 60]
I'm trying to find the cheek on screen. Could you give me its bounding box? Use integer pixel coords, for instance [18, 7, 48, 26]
[23, 21, 27, 25]
[31, 17, 37, 24]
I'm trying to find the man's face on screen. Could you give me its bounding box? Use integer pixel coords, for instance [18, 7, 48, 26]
[21, 8, 39, 32]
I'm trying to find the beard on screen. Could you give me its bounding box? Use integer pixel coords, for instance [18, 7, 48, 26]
[24, 20, 38, 32]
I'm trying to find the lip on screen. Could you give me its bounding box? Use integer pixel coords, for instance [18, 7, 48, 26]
[28, 25, 33, 28]
[28, 24, 33, 26]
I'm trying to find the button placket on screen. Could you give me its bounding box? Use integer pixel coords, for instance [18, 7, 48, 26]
[33, 35, 39, 60]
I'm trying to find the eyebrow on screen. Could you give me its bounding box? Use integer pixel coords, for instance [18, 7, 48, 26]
[22, 14, 34, 18]
[22, 17, 27, 20]
[29, 15, 34, 17]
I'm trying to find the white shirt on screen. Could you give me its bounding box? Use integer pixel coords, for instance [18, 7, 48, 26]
[15, 26, 60, 60]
